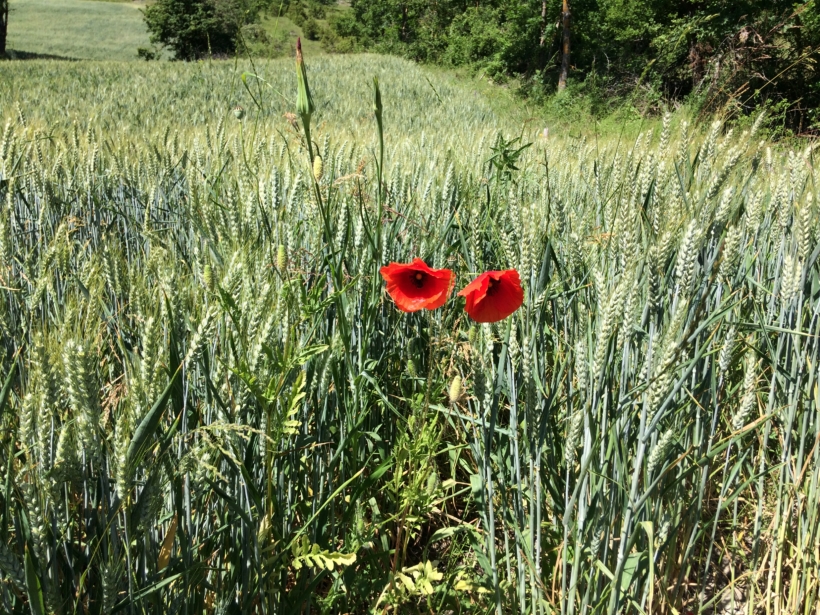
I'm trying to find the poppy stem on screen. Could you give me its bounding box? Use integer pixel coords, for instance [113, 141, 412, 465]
[373, 77, 384, 258]
[420, 310, 435, 433]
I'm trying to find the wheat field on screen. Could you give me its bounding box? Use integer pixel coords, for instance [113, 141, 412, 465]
[0, 54, 818, 614]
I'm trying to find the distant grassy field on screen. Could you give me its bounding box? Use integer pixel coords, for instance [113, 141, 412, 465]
[6, 0, 149, 60]
[6, 0, 347, 62]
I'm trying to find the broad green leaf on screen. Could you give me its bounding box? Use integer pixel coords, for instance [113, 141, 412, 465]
[24, 545, 44, 615]
[125, 366, 182, 473]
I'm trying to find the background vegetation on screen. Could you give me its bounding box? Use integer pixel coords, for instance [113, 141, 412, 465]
[140, 0, 349, 60]
[7, 0, 819, 134]
[4, 0, 149, 61]
[334, 0, 820, 132]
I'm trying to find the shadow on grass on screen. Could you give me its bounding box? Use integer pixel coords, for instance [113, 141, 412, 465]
[3, 49, 81, 61]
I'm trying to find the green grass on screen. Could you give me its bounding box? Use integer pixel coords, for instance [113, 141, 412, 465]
[235, 13, 326, 60]
[6, 0, 149, 60]
[245, 3, 351, 59]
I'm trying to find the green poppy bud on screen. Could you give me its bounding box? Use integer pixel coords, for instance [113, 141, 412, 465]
[372, 77, 382, 122]
[295, 38, 315, 123]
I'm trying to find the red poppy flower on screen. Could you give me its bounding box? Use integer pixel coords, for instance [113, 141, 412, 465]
[379, 258, 454, 313]
[458, 269, 524, 322]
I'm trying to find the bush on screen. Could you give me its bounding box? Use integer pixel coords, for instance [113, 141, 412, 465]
[302, 17, 320, 40]
[330, 9, 362, 40]
[285, 0, 325, 28]
[320, 16, 358, 53]
[143, 0, 261, 60]
[136, 47, 158, 61]
[240, 23, 270, 45]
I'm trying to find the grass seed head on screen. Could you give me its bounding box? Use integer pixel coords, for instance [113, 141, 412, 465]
[448, 375, 462, 405]
[313, 155, 323, 182]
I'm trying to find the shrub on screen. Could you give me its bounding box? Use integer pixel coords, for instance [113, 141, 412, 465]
[302, 17, 320, 40]
[143, 0, 260, 60]
[137, 47, 158, 61]
[240, 23, 270, 45]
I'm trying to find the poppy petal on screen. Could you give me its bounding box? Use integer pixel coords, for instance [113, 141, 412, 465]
[458, 269, 524, 322]
[380, 259, 454, 312]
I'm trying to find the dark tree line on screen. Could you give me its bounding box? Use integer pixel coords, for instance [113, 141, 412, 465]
[334, 0, 820, 130]
[138, 0, 820, 130]
[1, 0, 8, 58]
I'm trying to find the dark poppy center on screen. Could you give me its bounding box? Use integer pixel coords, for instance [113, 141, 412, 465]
[486, 277, 500, 296]
[411, 271, 427, 288]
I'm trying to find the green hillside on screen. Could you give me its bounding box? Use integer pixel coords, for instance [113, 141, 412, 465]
[6, 0, 149, 60]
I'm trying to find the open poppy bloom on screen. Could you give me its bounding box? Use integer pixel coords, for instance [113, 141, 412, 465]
[379, 258, 454, 312]
[458, 269, 524, 322]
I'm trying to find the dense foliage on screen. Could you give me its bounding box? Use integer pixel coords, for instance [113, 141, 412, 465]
[282, 0, 338, 41]
[336, 0, 820, 130]
[0, 0, 7, 58]
[143, 0, 261, 59]
[1, 54, 819, 614]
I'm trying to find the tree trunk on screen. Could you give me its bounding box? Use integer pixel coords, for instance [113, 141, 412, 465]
[0, 0, 8, 58]
[539, 0, 547, 47]
[558, 0, 570, 90]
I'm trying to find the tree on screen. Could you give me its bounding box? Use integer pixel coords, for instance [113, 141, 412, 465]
[1, 0, 8, 58]
[340, 0, 546, 77]
[540, 0, 548, 47]
[558, 0, 570, 90]
[143, 0, 259, 60]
